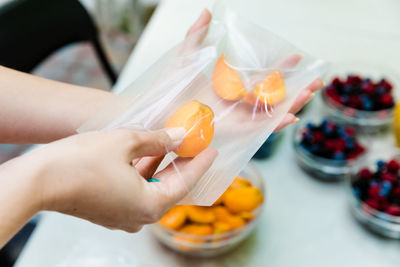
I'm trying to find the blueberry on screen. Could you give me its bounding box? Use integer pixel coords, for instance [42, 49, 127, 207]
[306, 122, 314, 129]
[377, 87, 386, 95]
[333, 152, 345, 160]
[341, 95, 349, 104]
[343, 85, 352, 93]
[310, 144, 319, 153]
[377, 160, 386, 170]
[346, 140, 355, 149]
[353, 188, 361, 198]
[321, 119, 329, 126]
[337, 126, 345, 135]
[380, 186, 390, 196]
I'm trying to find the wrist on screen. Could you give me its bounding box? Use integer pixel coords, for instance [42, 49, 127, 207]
[0, 153, 44, 246]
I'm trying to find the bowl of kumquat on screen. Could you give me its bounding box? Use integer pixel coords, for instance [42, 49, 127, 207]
[150, 164, 265, 257]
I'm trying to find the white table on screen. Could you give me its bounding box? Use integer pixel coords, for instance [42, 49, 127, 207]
[15, 0, 400, 266]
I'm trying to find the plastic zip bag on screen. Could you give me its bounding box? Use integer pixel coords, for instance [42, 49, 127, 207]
[78, 2, 328, 206]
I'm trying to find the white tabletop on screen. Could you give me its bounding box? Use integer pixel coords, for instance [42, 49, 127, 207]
[15, 0, 400, 266]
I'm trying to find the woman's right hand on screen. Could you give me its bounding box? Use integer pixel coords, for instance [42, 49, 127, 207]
[0, 127, 217, 246]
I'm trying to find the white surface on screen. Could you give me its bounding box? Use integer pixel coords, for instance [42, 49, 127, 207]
[16, 0, 400, 266]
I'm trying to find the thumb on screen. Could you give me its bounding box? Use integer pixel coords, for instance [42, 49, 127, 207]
[131, 127, 186, 159]
[153, 147, 218, 205]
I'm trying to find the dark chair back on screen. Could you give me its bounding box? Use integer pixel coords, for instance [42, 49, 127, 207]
[0, 0, 117, 84]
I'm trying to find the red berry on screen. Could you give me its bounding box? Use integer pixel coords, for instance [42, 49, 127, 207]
[359, 168, 372, 179]
[335, 138, 346, 151]
[365, 199, 379, 210]
[386, 205, 400, 216]
[312, 132, 324, 143]
[393, 187, 400, 196]
[380, 94, 393, 107]
[344, 127, 356, 137]
[324, 140, 337, 152]
[379, 79, 393, 92]
[381, 172, 397, 183]
[368, 185, 380, 198]
[347, 151, 360, 159]
[332, 77, 341, 87]
[362, 83, 374, 94]
[347, 75, 362, 86]
[387, 159, 400, 173]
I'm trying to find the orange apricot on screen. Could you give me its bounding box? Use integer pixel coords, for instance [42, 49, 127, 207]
[165, 100, 214, 157]
[185, 206, 216, 224]
[158, 206, 186, 230]
[212, 55, 247, 101]
[213, 206, 245, 229]
[174, 224, 213, 245]
[212, 193, 225, 206]
[244, 71, 286, 107]
[213, 221, 232, 235]
[239, 211, 255, 221]
[173, 224, 213, 251]
[223, 187, 263, 213]
[229, 176, 252, 190]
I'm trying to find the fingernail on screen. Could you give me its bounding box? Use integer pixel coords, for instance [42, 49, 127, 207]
[306, 93, 315, 103]
[294, 117, 300, 123]
[322, 81, 326, 87]
[165, 127, 186, 146]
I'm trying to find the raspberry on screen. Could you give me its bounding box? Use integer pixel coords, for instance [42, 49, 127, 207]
[386, 205, 400, 216]
[359, 168, 372, 179]
[365, 199, 379, 210]
[381, 172, 397, 183]
[387, 159, 400, 173]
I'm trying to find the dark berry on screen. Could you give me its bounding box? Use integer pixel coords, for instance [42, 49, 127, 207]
[386, 205, 400, 216]
[387, 159, 400, 173]
[359, 168, 372, 179]
[365, 199, 379, 210]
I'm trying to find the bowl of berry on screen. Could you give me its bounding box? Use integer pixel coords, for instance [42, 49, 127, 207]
[321, 62, 398, 131]
[293, 119, 366, 180]
[348, 155, 400, 238]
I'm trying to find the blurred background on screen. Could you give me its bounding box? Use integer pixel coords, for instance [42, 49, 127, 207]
[1, 0, 400, 267]
[0, 0, 159, 266]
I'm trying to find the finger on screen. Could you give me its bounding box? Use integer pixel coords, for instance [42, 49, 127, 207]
[278, 54, 303, 68]
[273, 113, 299, 132]
[153, 147, 218, 205]
[128, 127, 186, 159]
[186, 9, 212, 37]
[288, 78, 324, 114]
[307, 78, 325, 93]
[135, 155, 165, 179]
[289, 90, 315, 115]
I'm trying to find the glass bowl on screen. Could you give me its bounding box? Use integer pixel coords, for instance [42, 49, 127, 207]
[321, 61, 399, 132]
[293, 119, 366, 180]
[346, 151, 400, 239]
[150, 164, 265, 257]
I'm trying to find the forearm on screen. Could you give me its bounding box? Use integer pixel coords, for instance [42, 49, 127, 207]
[0, 66, 115, 143]
[0, 156, 43, 248]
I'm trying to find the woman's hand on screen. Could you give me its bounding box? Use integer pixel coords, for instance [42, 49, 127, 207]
[188, 9, 324, 132]
[0, 128, 217, 246]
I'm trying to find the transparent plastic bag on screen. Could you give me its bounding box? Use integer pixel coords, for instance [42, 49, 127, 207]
[78, 2, 328, 205]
